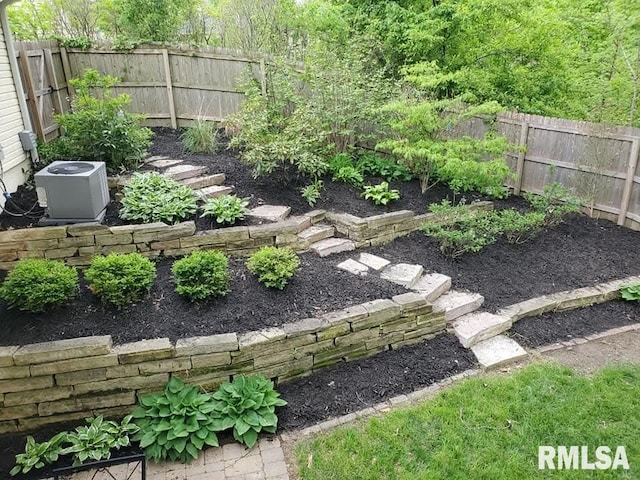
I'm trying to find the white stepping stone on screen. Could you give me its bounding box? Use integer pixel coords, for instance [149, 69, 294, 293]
[453, 311, 512, 348]
[149, 158, 183, 168]
[247, 205, 291, 222]
[380, 263, 424, 288]
[411, 273, 452, 302]
[432, 290, 484, 322]
[336, 259, 369, 276]
[358, 253, 390, 271]
[471, 335, 528, 369]
[310, 238, 355, 257]
[164, 164, 207, 181]
[196, 185, 234, 199]
[181, 173, 226, 189]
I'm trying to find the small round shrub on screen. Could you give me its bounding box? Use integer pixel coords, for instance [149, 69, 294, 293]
[171, 250, 230, 301]
[0, 259, 78, 312]
[85, 253, 156, 307]
[119, 172, 198, 224]
[246, 247, 300, 289]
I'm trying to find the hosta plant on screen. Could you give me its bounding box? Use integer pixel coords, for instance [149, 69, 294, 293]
[620, 283, 640, 302]
[362, 182, 400, 206]
[201, 195, 250, 225]
[132, 376, 221, 463]
[120, 172, 198, 224]
[211, 375, 287, 448]
[62, 416, 139, 466]
[10, 433, 68, 476]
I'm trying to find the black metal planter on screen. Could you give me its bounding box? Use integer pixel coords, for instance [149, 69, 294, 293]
[51, 453, 146, 480]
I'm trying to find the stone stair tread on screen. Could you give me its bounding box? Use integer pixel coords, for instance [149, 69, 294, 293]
[411, 273, 452, 302]
[148, 159, 184, 168]
[310, 238, 355, 257]
[471, 335, 528, 369]
[432, 290, 484, 322]
[358, 253, 390, 271]
[181, 173, 226, 189]
[247, 205, 292, 223]
[298, 224, 335, 243]
[336, 259, 369, 276]
[164, 164, 208, 181]
[453, 311, 512, 348]
[196, 185, 234, 199]
[380, 263, 424, 289]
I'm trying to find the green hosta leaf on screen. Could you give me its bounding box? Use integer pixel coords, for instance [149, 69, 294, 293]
[173, 437, 187, 454]
[235, 418, 251, 436]
[192, 435, 205, 450]
[204, 431, 219, 447]
[185, 442, 198, 460]
[259, 412, 278, 428]
[139, 431, 157, 448]
[241, 428, 259, 448]
[243, 410, 261, 427]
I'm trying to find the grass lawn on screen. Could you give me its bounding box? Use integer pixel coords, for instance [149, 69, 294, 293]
[295, 363, 640, 479]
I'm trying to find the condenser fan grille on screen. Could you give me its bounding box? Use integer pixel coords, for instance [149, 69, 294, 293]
[47, 162, 95, 175]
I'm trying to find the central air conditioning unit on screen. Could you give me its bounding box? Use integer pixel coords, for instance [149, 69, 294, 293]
[34, 161, 110, 225]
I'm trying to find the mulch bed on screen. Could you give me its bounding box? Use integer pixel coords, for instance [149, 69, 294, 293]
[0, 333, 475, 479]
[0, 128, 492, 231]
[509, 300, 640, 348]
[0, 252, 405, 347]
[368, 214, 640, 311]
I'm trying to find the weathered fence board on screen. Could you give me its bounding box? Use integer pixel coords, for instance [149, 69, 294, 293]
[12, 42, 640, 230]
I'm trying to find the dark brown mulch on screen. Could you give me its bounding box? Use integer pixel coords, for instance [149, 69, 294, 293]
[367, 214, 640, 311]
[276, 333, 476, 431]
[0, 252, 406, 347]
[509, 300, 640, 348]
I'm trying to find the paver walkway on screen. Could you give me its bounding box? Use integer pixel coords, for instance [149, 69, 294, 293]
[70, 437, 289, 480]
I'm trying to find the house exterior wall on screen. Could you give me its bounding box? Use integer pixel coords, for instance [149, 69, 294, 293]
[0, 6, 30, 208]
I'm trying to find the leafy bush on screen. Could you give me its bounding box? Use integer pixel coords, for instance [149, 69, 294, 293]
[211, 375, 287, 448]
[332, 166, 364, 187]
[62, 416, 139, 467]
[620, 283, 640, 302]
[200, 195, 249, 225]
[328, 153, 354, 174]
[132, 376, 221, 463]
[495, 209, 546, 244]
[52, 69, 152, 172]
[362, 182, 401, 206]
[10, 433, 67, 476]
[85, 253, 156, 307]
[422, 201, 499, 257]
[300, 179, 324, 207]
[0, 259, 78, 312]
[356, 153, 413, 182]
[525, 182, 582, 227]
[171, 251, 230, 301]
[182, 119, 219, 154]
[120, 172, 198, 224]
[246, 247, 300, 289]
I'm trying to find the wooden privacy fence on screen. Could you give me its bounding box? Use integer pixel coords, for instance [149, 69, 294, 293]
[460, 112, 640, 230]
[13, 42, 640, 230]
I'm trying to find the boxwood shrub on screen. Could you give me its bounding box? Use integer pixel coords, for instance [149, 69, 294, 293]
[171, 250, 230, 301]
[246, 246, 300, 289]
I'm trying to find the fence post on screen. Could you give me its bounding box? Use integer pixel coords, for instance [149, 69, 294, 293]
[162, 49, 177, 129]
[43, 49, 65, 123]
[17, 49, 45, 141]
[618, 138, 640, 226]
[58, 46, 75, 98]
[513, 121, 529, 195]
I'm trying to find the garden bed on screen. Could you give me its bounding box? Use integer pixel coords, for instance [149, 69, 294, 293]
[368, 213, 640, 311]
[0, 252, 405, 346]
[509, 300, 640, 348]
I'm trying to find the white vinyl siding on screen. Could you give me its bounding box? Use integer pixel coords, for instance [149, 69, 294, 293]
[0, 15, 29, 199]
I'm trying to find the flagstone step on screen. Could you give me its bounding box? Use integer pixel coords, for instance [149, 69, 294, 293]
[181, 173, 226, 189]
[336, 258, 369, 276]
[196, 185, 235, 199]
[310, 238, 355, 257]
[247, 205, 292, 223]
[432, 290, 484, 322]
[471, 335, 528, 369]
[411, 273, 452, 302]
[380, 263, 424, 289]
[358, 253, 390, 271]
[453, 311, 512, 348]
[164, 164, 208, 181]
[298, 224, 335, 244]
[149, 158, 184, 168]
